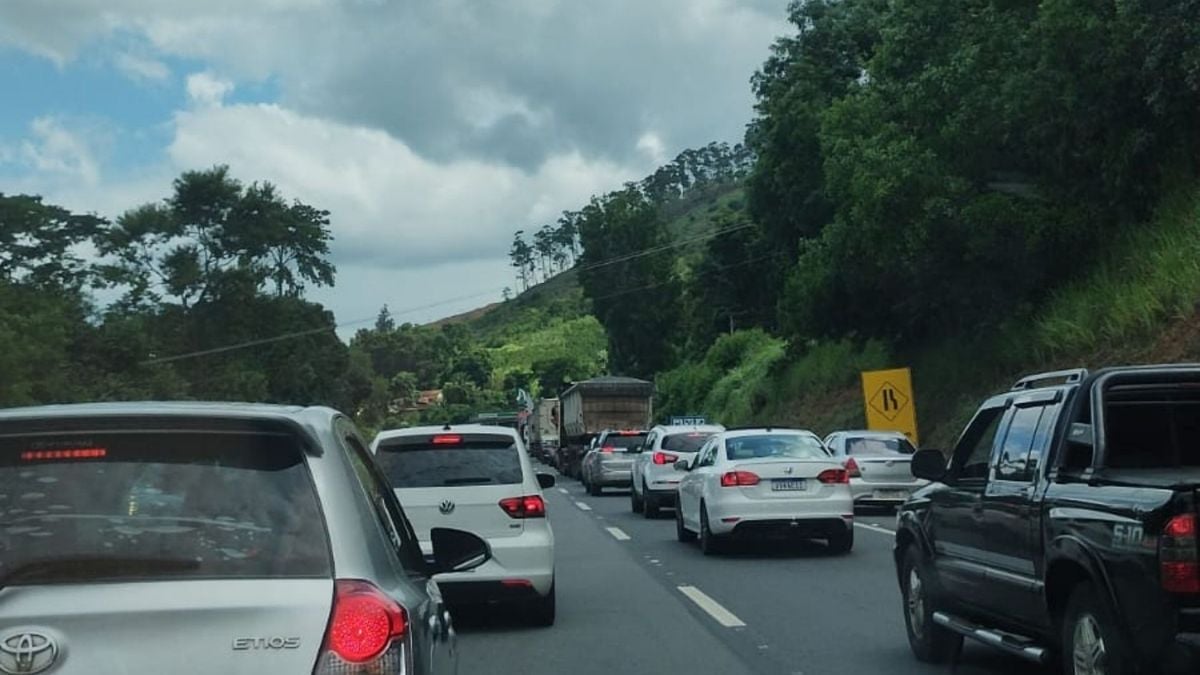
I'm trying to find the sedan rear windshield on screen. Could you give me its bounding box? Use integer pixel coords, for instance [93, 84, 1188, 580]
[601, 434, 646, 451]
[725, 434, 828, 461]
[662, 432, 715, 453]
[845, 436, 916, 457]
[376, 436, 522, 488]
[0, 431, 331, 587]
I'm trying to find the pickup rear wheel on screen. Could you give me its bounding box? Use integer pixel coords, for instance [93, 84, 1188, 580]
[1061, 583, 1131, 675]
[901, 547, 961, 663]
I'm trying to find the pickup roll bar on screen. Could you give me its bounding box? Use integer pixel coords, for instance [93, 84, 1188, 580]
[1011, 368, 1088, 391]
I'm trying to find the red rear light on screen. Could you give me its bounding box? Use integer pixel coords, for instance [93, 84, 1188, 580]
[844, 457, 861, 478]
[652, 451, 679, 465]
[431, 434, 462, 445]
[1161, 514, 1200, 593]
[720, 470, 760, 487]
[601, 445, 616, 453]
[21, 448, 107, 461]
[322, 580, 407, 665]
[499, 495, 546, 518]
[817, 468, 850, 484]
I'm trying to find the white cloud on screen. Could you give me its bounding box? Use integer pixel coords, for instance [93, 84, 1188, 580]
[20, 117, 101, 186]
[636, 132, 668, 166]
[114, 52, 169, 82]
[185, 71, 234, 107]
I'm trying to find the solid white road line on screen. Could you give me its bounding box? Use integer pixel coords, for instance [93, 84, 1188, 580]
[677, 585, 747, 628]
[575, 501, 593, 511]
[605, 526, 631, 541]
[854, 522, 896, 536]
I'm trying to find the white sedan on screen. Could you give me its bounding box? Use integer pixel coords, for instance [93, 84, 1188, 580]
[674, 428, 855, 555]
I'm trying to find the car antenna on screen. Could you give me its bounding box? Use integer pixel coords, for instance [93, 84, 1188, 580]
[442, 423, 452, 431]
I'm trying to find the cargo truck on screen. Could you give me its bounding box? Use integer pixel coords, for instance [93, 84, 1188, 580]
[529, 398, 560, 464]
[557, 376, 654, 478]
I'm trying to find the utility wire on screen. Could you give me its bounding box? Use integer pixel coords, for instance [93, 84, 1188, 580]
[142, 222, 762, 366]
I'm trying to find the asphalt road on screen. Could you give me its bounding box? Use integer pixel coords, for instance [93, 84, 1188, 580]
[455, 473, 1054, 675]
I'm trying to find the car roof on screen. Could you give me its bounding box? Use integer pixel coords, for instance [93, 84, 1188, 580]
[650, 424, 725, 434]
[374, 423, 521, 444]
[720, 427, 820, 440]
[827, 429, 908, 439]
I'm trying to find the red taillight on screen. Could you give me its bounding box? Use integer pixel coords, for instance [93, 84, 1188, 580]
[21, 448, 107, 461]
[1161, 514, 1200, 593]
[817, 468, 850, 484]
[844, 457, 861, 478]
[720, 470, 760, 487]
[324, 580, 407, 664]
[652, 451, 679, 465]
[499, 495, 546, 518]
[601, 445, 616, 453]
[431, 434, 462, 445]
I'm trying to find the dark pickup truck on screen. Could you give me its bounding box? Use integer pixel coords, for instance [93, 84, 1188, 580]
[895, 366, 1200, 674]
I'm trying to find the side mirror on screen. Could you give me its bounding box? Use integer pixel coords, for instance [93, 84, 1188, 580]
[428, 527, 491, 574]
[536, 473, 556, 489]
[911, 449, 947, 482]
[673, 458, 691, 471]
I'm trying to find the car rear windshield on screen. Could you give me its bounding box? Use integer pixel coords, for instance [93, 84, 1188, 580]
[844, 436, 916, 457]
[725, 434, 828, 461]
[1104, 383, 1200, 468]
[662, 432, 715, 453]
[376, 436, 523, 488]
[0, 431, 331, 587]
[602, 433, 646, 451]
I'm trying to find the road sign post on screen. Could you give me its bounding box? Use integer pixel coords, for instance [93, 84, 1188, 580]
[860, 368, 919, 446]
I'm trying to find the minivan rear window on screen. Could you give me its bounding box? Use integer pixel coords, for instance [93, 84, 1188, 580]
[661, 433, 714, 453]
[376, 436, 522, 488]
[845, 436, 917, 457]
[0, 431, 331, 587]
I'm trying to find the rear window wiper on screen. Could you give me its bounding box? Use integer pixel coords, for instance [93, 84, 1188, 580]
[0, 556, 201, 590]
[443, 477, 494, 485]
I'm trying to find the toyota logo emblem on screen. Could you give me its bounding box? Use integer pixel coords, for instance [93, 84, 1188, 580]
[0, 631, 58, 674]
[438, 500, 456, 515]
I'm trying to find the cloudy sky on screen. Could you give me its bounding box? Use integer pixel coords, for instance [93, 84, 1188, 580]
[0, 0, 787, 334]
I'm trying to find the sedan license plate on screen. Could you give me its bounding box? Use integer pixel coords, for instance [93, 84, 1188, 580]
[772, 478, 807, 492]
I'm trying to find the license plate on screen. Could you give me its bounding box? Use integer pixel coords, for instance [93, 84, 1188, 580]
[875, 489, 908, 499]
[772, 478, 807, 491]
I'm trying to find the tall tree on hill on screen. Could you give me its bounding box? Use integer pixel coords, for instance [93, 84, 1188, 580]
[509, 231, 533, 290]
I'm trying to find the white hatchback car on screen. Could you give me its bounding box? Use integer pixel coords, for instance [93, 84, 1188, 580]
[372, 424, 557, 624]
[675, 428, 855, 555]
[630, 424, 725, 517]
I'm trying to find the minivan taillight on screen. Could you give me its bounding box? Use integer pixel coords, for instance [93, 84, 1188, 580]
[499, 495, 546, 518]
[653, 451, 679, 465]
[315, 580, 408, 674]
[1161, 514, 1200, 593]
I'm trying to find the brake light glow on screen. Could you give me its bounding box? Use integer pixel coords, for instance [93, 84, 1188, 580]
[817, 468, 850, 484]
[431, 435, 462, 445]
[499, 495, 546, 518]
[324, 580, 407, 664]
[652, 451, 679, 465]
[844, 457, 861, 478]
[1161, 514, 1200, 593]
[21, 448, 107, 461]
[601, 445, 616, 453]
[720, 470, 760, 487]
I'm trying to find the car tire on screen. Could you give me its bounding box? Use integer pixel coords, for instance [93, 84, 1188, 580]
[676, 502, 696, 542]
[900, 546, 961, 663]
[643, 490, 660, 519]
[631, 482, 644, 513]
[699, 504, 726, 555]
[527, 582, 556, 627]
[588, 480, 602, 496]
[827, 527, 853, 554]
[1061, 582, 1132, 675]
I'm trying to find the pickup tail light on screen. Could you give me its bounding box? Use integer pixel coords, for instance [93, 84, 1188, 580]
[499, 495, 547, 518]
[315, 580, 408, 673]
[817, 468, 850, 484]
[1161, 514, 1200, 593]
[652, 451, 679, 465]
[720, 470, 760, 487]
[844, 457, 861, 478]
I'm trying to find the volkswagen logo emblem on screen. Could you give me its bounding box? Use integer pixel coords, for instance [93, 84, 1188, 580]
[783, 466, 793, 475]
[0, 630, 58, 674]
[438, 500, 456, 515]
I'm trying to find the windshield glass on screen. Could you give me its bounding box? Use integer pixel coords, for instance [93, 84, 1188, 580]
[845, 437, 917, 457]
[602, 434, 646, 451]
[376, 437, 523, 487]
[725, 434, 828, 461]
[0, 431, 331, 586]
[662, 432, 715, 453]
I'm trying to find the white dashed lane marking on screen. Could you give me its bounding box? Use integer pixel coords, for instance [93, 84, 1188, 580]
[605, 526, 631, 541]
[677, 585, 747, 628]
[854, 522, 895, 536]
[574, 501, 593, 511]
[557, 487, 570, 494]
